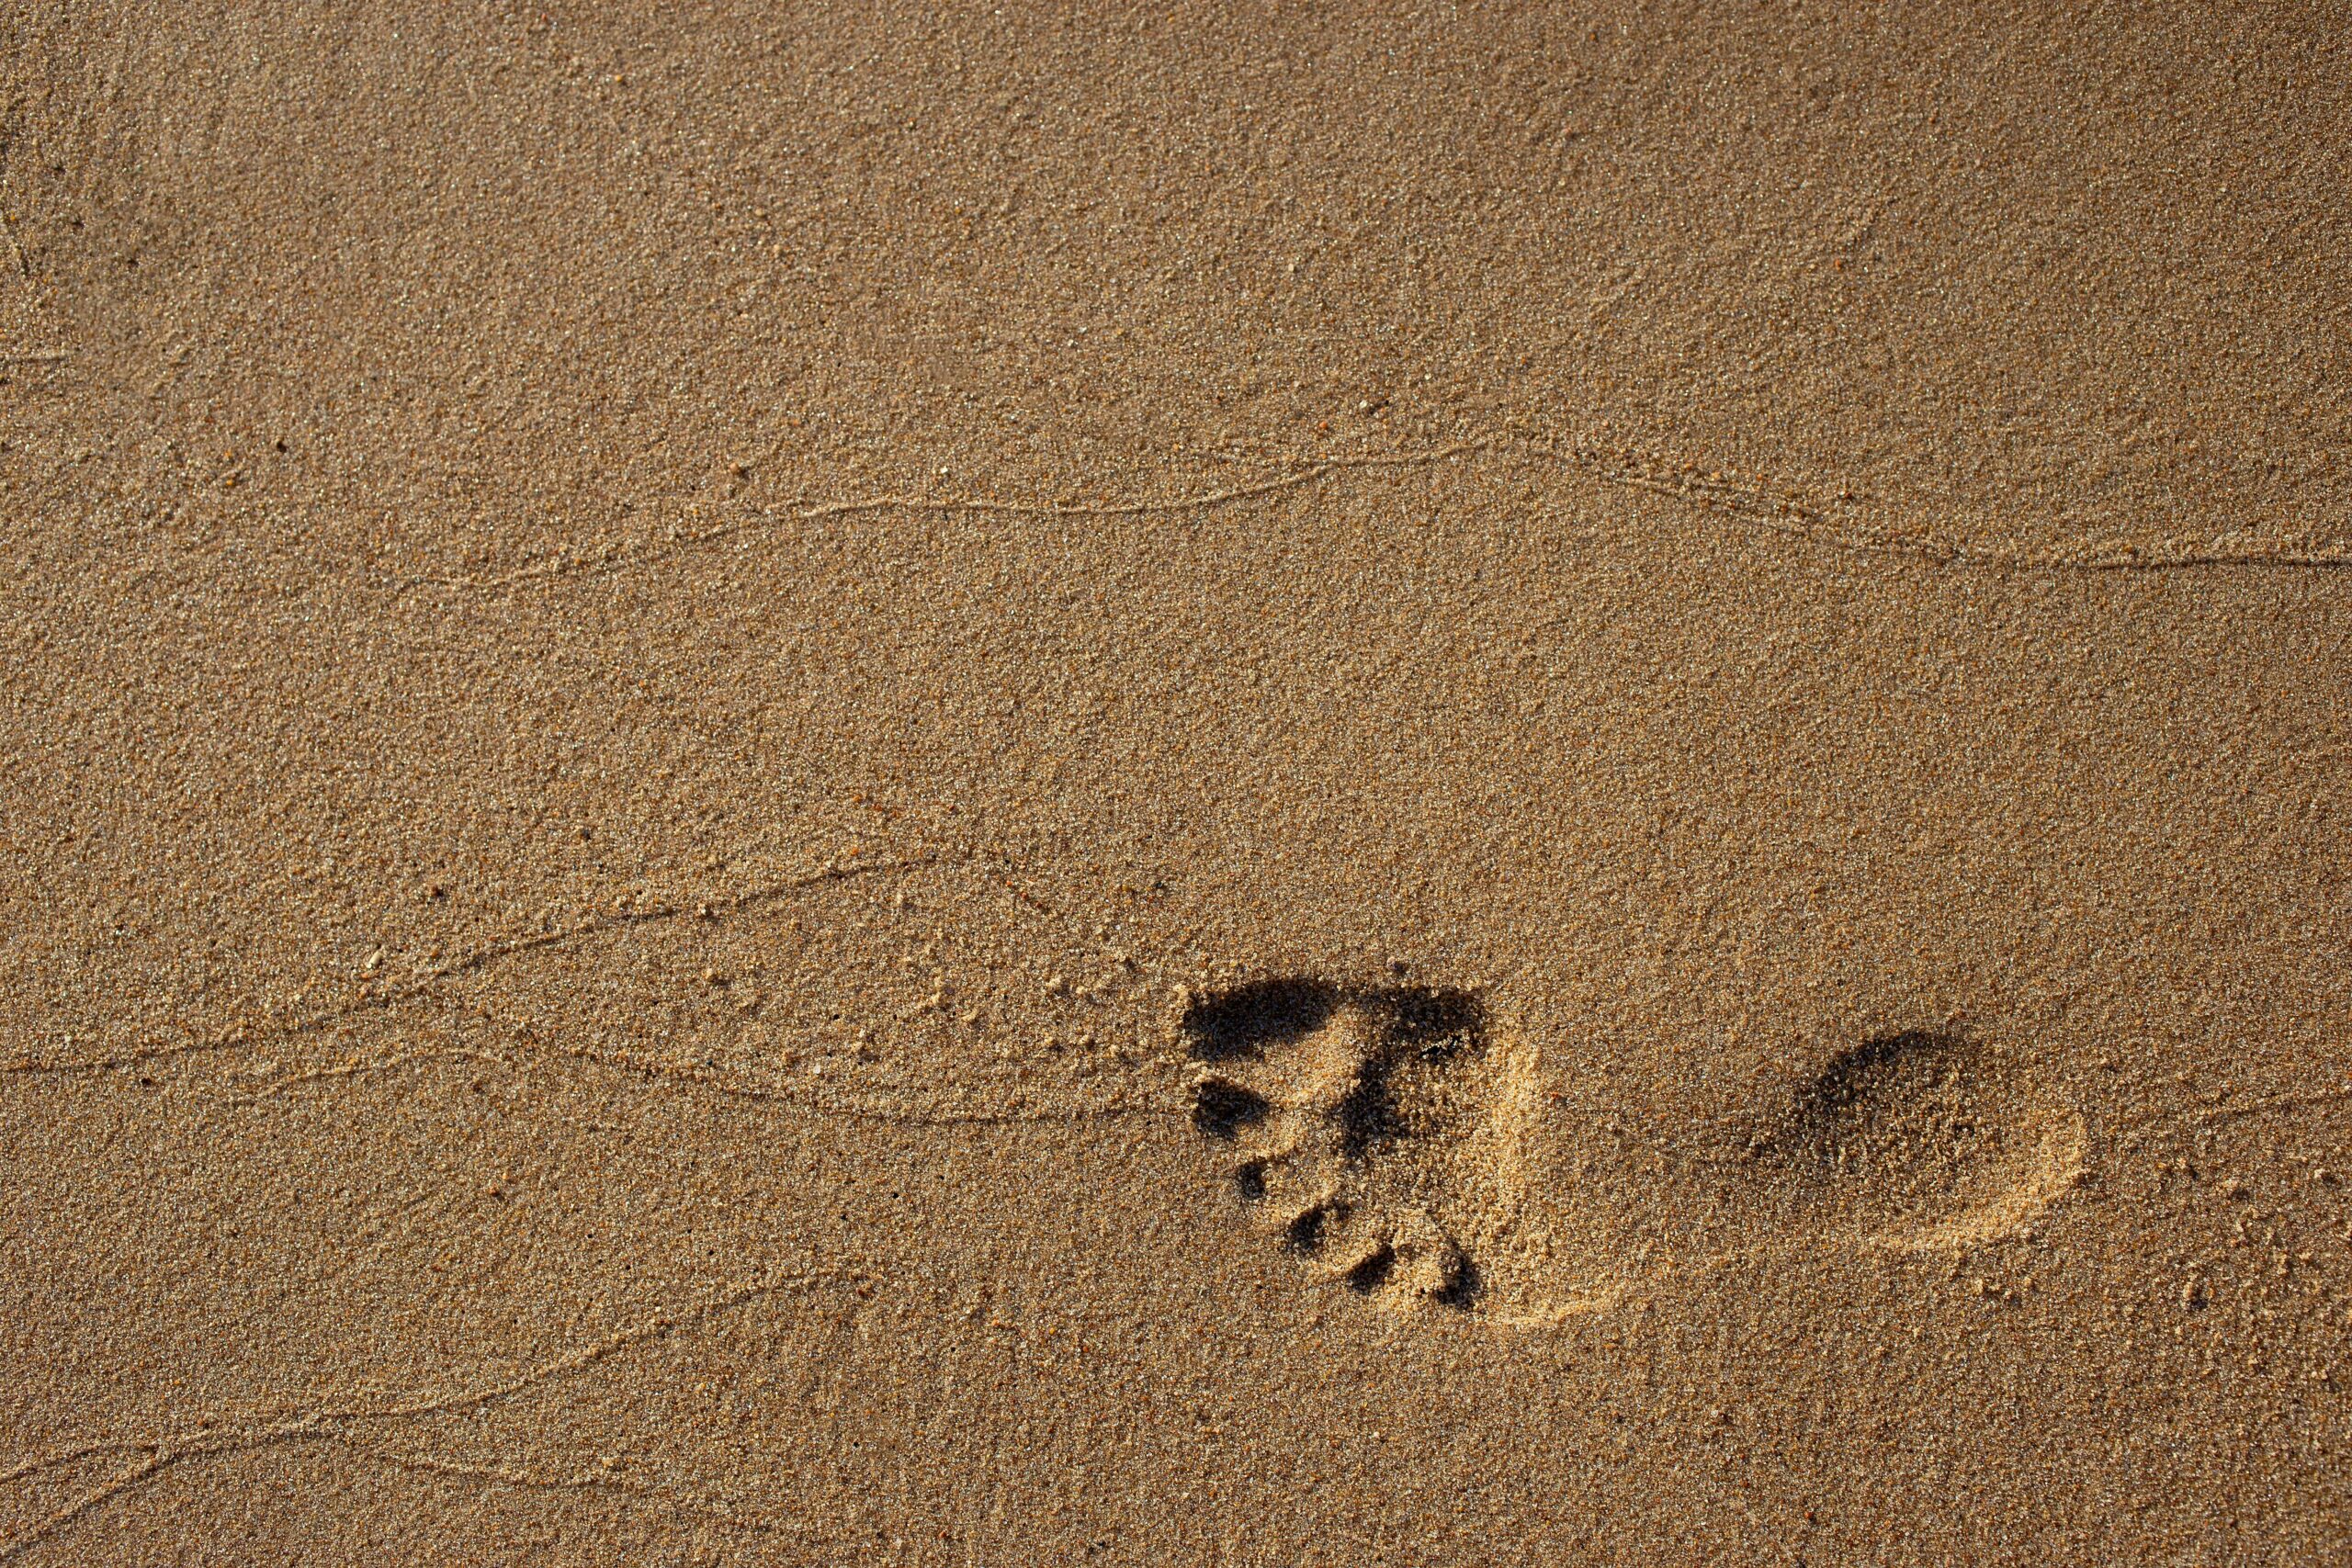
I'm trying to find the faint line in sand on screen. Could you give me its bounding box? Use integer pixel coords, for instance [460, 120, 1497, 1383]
[333, 1439, 795, 1543]
[10, 831, 1192, 1128]
[219, 1043, 515, 1106]
[2119, 1080, 2352, 1138]
[1503, 428, 2352, 574]
[224, 1005, 1182, 1129]
[390, 443, 1496, 597]
[0, 1267, 835, 1562]
[388, 430, 2352, 600]
[0, 849, 967, 1080]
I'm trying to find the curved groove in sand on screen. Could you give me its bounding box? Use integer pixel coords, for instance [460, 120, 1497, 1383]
[0, 850, 970, 1080]
[391, 429, 2352, 600]
[0, 1267, 833, 1563]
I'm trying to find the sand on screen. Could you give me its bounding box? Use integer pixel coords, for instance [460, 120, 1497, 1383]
[4, 2, 2350, 1562]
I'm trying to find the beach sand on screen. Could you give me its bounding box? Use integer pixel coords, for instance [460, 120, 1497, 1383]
[4, 3, 2349, 1561]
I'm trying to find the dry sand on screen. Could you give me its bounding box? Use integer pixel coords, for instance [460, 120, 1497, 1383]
[5, 2, 2351, 1562]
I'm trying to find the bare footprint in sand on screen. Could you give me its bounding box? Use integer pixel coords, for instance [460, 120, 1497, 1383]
[1182, 977, 2085, 1325]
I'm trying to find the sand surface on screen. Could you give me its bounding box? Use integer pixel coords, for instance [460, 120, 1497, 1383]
[5, 3, 2351, 1562]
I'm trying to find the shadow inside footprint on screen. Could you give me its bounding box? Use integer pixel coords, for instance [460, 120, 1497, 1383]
[1192, 1077, 1272, 1140]
[1428, 1252, 1482, 1311]
[1333, 988, 1486, 1159]
[1747, 1028, 2063, 1247]
[1769, 1030, 1974, 1174]
[1181, 978, 1339, 1063]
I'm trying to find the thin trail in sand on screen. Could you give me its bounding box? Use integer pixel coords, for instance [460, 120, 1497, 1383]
[387, 428, 2352, 601]
[0, 1267, 842, 1562]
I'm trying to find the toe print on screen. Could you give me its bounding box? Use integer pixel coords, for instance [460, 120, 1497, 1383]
[1182, 978, 1493, 1313]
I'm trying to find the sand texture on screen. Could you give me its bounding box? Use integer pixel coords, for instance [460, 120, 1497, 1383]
[5, 2, 2351, 1562]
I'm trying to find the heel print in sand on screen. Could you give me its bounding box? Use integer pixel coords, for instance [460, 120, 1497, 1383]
[1749, 1030, 2086, 1258]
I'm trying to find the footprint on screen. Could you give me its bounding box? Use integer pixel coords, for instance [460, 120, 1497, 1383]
[1746, 1030, 2086, 1257]
[1182, 979, 2082, 1322]
[1182, 978, 1506, 1312]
